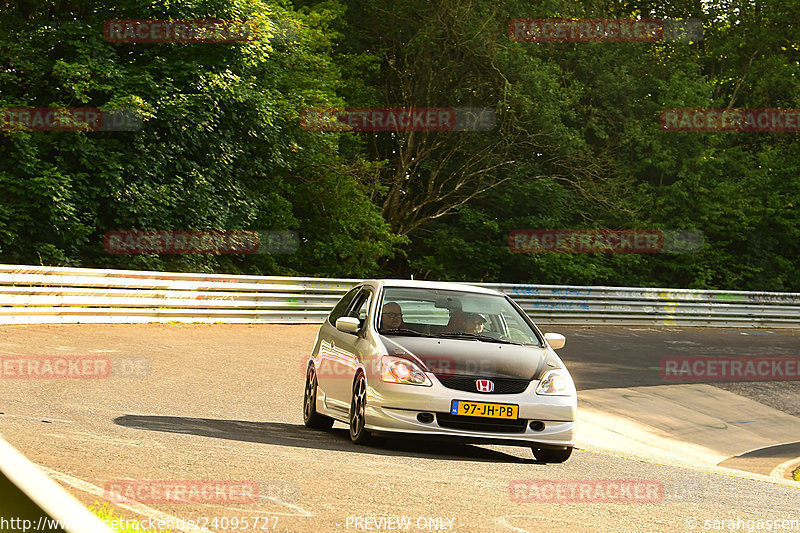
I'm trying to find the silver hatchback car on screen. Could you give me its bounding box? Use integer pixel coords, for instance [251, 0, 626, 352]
[302, 280, 577, 462]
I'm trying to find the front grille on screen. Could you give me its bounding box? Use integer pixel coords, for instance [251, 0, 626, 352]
[436, 412, 527, 433]
[435, 375, 530, 394]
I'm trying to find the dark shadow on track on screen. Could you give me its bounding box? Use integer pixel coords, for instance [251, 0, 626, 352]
[556, 326, 800, 390]
[113, 415, 542, 464]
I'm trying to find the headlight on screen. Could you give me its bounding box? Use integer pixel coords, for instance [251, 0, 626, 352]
[380, 356, 432, 386]
[535, 369, 575, 396]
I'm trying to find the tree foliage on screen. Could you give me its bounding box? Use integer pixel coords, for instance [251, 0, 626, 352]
[1, 0, 798, 288]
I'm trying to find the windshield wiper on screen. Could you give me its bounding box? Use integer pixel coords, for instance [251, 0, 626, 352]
[438, 333, 520, 344]
[380, 328, 433, 337]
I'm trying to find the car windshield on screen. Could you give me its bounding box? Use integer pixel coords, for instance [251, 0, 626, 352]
[378, 287, 542, 346]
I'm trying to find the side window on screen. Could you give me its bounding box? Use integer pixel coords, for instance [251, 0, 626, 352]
[357, 297, 371, 321]
[328, 287, 360, 325]
[346, 289, 373, 327]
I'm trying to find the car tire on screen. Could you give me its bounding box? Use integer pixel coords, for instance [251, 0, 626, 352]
[349, 373, 371, 445]
[303, 365, 334, 430]
[532, 446, 573, 463]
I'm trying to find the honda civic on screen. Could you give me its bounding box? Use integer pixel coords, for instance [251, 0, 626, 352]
[302, 280, 577, 462]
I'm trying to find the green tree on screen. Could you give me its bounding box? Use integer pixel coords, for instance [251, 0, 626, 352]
[0, 0, 402, 277]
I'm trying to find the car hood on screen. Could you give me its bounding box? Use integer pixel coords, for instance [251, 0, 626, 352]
[379, 335, 557, 380]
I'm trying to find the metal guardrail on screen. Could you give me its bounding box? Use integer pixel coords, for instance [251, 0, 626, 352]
[0, 264, 798, 327]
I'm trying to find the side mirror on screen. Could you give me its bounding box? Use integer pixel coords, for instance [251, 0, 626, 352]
[336, 317, 361, 334]
[544, 332, 566, 350]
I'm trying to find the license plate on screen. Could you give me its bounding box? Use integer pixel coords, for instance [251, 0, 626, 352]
[450, 400, 518, 419]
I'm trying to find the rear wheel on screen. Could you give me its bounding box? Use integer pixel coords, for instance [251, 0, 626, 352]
[532, 446, 573, 463]
[303, 366, 334, 430]
[349, 374, 371, 444]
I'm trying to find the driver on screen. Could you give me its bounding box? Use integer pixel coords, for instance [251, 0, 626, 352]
[464, 313, 487, 334]
[381, 302, 405, 330]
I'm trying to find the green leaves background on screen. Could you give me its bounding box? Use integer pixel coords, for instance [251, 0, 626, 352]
[1, 0, 798, 288]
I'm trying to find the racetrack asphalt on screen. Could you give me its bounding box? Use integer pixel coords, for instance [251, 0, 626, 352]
[0, 324, 798, 533]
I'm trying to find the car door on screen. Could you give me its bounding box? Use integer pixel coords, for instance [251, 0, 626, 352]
[323, 287, 374, 414]
[315, 287, 359, 400]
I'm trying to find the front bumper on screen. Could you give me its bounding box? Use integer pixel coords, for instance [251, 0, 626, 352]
[364, 374, 577, 448]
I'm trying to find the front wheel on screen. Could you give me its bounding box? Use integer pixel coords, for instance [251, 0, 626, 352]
[532, 446, 573, 463]
[303, 365, 334, 430]
[349, 374, 371, 445]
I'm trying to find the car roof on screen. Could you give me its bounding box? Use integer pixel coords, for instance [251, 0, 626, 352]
[366, 279, 504, 297]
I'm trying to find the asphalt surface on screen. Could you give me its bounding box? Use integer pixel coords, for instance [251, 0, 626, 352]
[557, 326, 800, 391]
[0, 324, 798, 533]
[719, 442, 800, 476]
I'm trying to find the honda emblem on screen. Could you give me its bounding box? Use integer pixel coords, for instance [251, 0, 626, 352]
[475, 379, 494, 392]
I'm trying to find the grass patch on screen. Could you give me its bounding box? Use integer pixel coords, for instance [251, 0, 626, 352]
[88, 501, 170, 533]
[793, 466, 800, 482]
